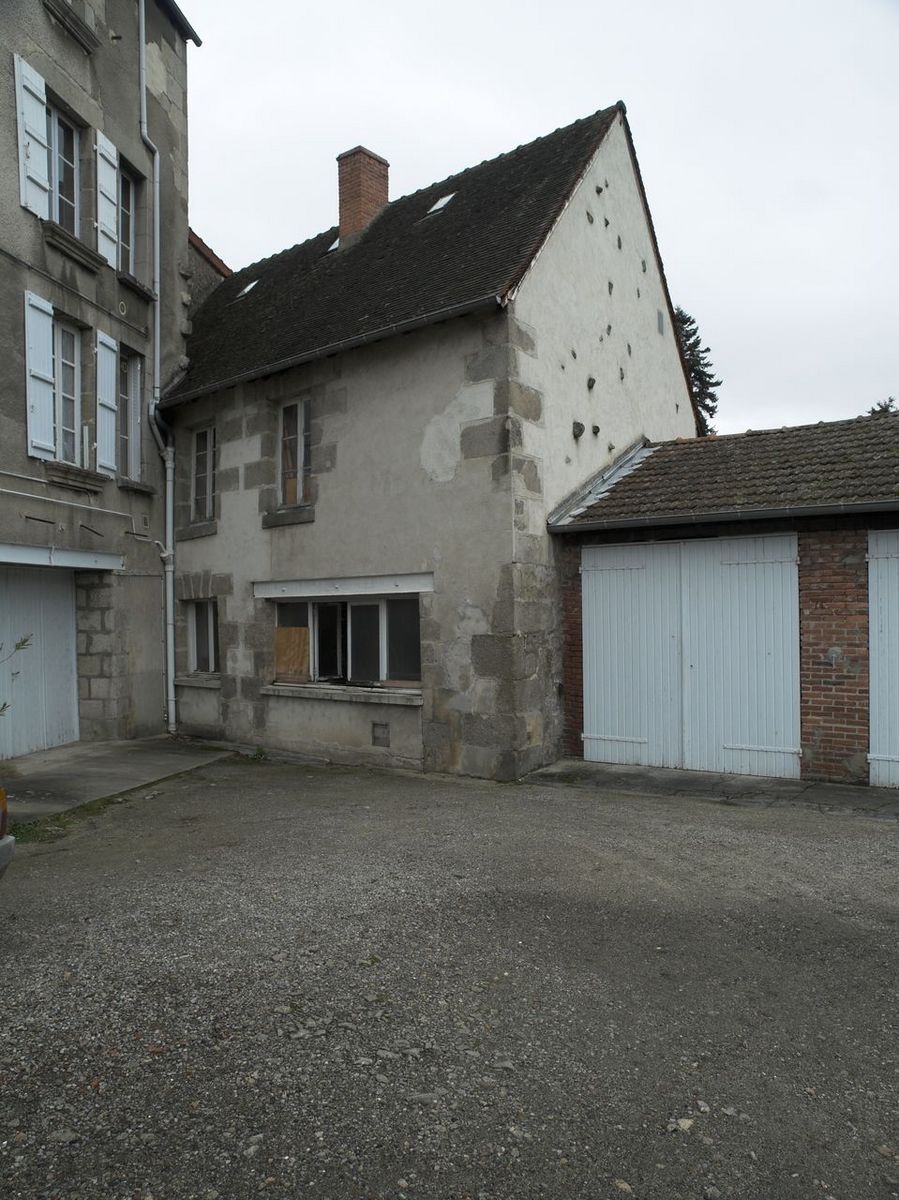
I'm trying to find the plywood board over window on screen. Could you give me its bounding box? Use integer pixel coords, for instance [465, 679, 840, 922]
[275, 602, 310, 682]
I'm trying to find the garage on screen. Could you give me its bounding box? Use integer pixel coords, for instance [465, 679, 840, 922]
[0, 566, 79, 759]
[552, 415, 899, 786]
[581, 535, 801, 778]
[868, 530, 899, 787]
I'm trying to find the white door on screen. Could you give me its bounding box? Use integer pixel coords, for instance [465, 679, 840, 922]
[0, 566, 79, 758]
[868, 530, 899, 786]
[582, 535, 801, 779]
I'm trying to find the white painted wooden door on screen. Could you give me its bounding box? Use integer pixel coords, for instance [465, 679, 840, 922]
[868, 530, 899, 786]
[0, 567, 79, 758]
[582, 535, 801, 778]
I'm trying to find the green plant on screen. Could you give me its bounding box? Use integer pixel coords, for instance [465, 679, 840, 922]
[0, 635, 33, 717]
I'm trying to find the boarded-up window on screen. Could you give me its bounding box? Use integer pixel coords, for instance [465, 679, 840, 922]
[275, 602, 310, 682]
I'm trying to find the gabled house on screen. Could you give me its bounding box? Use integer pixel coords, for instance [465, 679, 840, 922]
[0, 0, 200, 759]
[162, 105, 697, 779]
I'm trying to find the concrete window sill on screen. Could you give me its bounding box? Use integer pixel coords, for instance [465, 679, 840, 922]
[175, 675, 222, 690]
[262, 506, 316, 529]
[176, 520, 218, 541]
[117, 476, 156, 496]
[41, 220, 106, 272]
[117, 272, 155, 302]
[42, 0, 100, 52]
[260, 683, 423, 707]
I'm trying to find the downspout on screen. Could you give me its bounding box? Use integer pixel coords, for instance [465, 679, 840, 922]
[139, 0, 177, 734]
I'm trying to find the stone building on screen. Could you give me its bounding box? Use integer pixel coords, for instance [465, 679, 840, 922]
[162, 106, 698, 778]
[0, 0, 199, 757]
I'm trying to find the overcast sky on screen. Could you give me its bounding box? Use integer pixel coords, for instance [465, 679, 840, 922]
[184, 0, 897, 434]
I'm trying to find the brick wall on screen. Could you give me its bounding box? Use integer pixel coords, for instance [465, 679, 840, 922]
[798, 528, 869, 783]
[558, 541, 583, 756]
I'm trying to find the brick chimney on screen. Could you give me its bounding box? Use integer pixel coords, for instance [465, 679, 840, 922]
[337, 146, 389, 242]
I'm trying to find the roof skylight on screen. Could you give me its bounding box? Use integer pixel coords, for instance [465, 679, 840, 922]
[426, 193, 455, 214]
[327, 237, 339, 252]
[236, 279, 258, 298]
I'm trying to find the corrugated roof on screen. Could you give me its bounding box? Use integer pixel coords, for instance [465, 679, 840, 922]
[163, 106, 622, 406]
[551, 414, 899, 530]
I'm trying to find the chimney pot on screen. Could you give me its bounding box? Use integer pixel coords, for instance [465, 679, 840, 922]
[337, 146, 389, 243]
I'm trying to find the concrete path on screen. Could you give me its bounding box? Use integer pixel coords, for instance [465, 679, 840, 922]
[2, 735, 232, 825]
[532, 756, 899, 818]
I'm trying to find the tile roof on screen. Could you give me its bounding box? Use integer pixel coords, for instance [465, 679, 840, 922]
[551, 413, 899, 530]
[164, 106, 622, 406]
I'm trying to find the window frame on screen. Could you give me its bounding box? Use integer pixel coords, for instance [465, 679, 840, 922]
[118, 165, 136, 275]
[191, 425, 216, 522]
[53, 317, 81, 465]
[117, 349, 141, 478]
[188, 599, 220, 674]
[279, 399, 311, 507]
[273, 596, 421, 688]
[47, 105, 79, 235]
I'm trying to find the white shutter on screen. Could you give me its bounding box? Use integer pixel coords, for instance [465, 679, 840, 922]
[96, 331, 118, 474]
[128, 357, 142, 480]
[14, 56, 51, 219]
[24, 292, 56, 459]
[96, 132, 119, 268]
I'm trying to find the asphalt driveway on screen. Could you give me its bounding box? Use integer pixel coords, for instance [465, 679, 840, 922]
[2, 759, 897, 1199]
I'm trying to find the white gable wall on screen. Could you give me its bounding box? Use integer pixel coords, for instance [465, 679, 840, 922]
[510, 113, 695, 518]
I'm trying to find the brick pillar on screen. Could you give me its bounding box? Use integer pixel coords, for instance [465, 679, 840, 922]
[799, 528, 869, 783]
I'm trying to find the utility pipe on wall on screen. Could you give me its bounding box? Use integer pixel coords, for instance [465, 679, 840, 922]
[138, 0, 177, 734]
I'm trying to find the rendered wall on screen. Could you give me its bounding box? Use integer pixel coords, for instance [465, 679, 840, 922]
[172, 314, 530, 777]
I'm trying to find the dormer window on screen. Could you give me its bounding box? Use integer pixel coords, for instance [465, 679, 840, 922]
[426, 193, 455, 214]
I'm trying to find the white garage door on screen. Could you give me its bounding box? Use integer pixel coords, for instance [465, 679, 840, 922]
[868, 530, 899, 787]
[0, 566, 79, 758]
[582, 535, 800, 778]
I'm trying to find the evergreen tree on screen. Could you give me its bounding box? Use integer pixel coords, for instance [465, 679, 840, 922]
[674, 306, 722, 436]
[868, 396, 897, 414]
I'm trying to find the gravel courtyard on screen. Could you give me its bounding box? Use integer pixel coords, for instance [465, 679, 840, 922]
[2, 758, 897, 1200]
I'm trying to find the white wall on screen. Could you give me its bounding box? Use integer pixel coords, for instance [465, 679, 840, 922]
[512, 113, 695, 517]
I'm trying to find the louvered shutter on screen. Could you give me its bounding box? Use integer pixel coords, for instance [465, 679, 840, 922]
[96, 331, 118, 474]
[24, 293, 56, 459]
[128, 357, 142, 479]
[96, 133, 119, 268]
[14, 56, 51, 218]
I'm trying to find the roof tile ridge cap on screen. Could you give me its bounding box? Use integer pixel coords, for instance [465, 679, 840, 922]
[385, 105, 621, 208]
[231, 227, 339, 279]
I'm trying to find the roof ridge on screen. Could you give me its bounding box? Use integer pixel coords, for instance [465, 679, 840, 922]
[223, 106, 621, 278]
[657, 411, 896, 448]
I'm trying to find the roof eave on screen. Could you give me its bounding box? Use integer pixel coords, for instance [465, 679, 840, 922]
[549, 498, 899, 534]
[158, 0, 201, 45]
[162, 293, 503, 408]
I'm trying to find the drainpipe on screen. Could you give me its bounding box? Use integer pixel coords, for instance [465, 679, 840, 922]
[139, 0, 176, 734]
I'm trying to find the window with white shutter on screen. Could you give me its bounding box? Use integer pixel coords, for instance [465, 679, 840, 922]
[96, 331, 118, 474]
[117, 351, 142, 479]
[24, 293, 56, 459]
[96, 133, 119, 268]
[14, 56, 51, 219]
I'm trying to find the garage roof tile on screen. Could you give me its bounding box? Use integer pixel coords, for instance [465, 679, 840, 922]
[551, 413, 899, 530]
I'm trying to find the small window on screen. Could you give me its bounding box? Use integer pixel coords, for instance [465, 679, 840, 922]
[189, 600, 220, 673]
[192, 426, 215, 521]
[426, 193, 455, 214]
[54, 319, 80, 464]
[280, 401, 311, 506]
[273, 596, 421, 687]
[117, 350, 141, 478]
[119, 168, 136, 274]
[48, 108, 78, 234]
